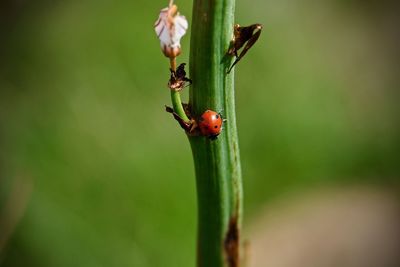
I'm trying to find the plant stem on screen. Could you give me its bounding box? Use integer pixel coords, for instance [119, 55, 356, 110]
[189, 0, 243, 266]
[170, 57, 190, 122]
[171, 90, 190, 122]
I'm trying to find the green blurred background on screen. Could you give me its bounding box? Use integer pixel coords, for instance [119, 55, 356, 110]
[0, 0, 399, 266]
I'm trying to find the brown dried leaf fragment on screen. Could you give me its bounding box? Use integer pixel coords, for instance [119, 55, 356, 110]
[168, 63, 192, 91]
[227, 23, 263, 73]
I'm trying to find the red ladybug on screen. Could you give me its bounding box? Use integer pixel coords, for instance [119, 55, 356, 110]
[198, 110, 223, 138]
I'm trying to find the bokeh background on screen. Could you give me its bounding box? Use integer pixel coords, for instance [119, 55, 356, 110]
[1, 0, 399, 266]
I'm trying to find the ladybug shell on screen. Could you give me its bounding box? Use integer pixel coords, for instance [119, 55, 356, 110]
[198, 110, 223, 137]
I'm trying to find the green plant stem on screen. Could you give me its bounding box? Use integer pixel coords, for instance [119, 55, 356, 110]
[189, 0, 243, 266]
[169, 57, 190, 122]
[171, 90, 190, 122]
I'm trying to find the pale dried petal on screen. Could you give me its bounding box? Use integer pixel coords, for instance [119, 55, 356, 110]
[154, 8, 169, 41]
[154, 4, 188, 57]
[171, 14, 188, 48]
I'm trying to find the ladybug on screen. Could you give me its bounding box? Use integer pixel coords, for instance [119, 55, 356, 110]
[198, 110, 223, 138]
